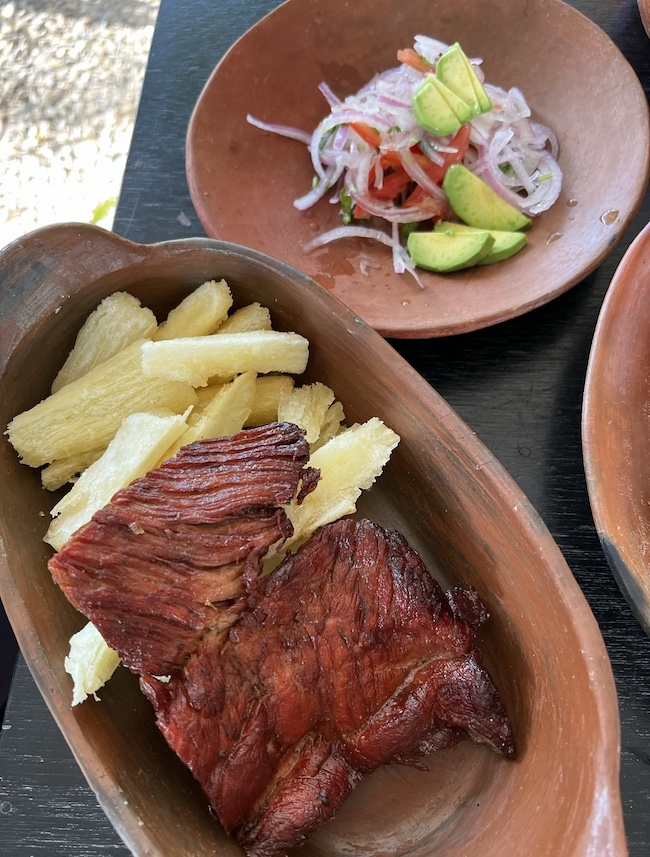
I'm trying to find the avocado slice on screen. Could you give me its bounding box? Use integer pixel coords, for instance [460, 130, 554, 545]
[436, 43, 492, 115]
[442, 164, 532, 232]
[462, 53, 492, 114]
[430, 77, 474, 124]
[434, 220, 528, 264]
[407, 229, 494, 272]
[413, 75, 472, 137]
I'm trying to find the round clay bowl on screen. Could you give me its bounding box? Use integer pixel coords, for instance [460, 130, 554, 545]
[583, 221, 650, 636]
[0, 223, 625, 856]
[186, 0, 650, 337]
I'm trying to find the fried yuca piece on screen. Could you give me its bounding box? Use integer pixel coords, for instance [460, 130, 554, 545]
[310, 399, 346, 452]
[162, 372, 256, 460]
[216, 302, 272, 334]
[192, 383, 226, 412]
[65, 621, 121, 706]
[278, 382, 335, 443]
[141, 331, 309, 387]
[282, 417, 400, 551]
[45, 409, 192, 552]
[51, 292, 158, 393]
[153, 279, 232, 340]
[7, 340, 197, 467]
[41, 447, 106, 491]
[245, 375, 295, 427]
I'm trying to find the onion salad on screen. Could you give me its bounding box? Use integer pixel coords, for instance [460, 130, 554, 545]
[247, 36, 562, 286]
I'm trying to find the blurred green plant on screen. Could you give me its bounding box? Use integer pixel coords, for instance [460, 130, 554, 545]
[90, 197, 117, 225]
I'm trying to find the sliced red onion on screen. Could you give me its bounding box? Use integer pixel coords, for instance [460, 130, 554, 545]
[391, 222, 425, 288]
[381, 127, 425, 153]
[246, 114, 311, 145]
[347, 187, 433, 222]
[506, 153, 540, 195]
[532, 123, 560, 157]
[463, 83, 562, 214]
[331, 124, 349, 152]
[304, 225, 396, 252]
[293, 162, 344, 210]
[391, 221, 407, 274]
[417, 136, 448, 165]
[304, 224, 424, 288]
[345, 148, 375, 200]
[524, 154, 563, 214]
[251, 36, 562, 278]
[413, 35, 448, 64]
[503, 87, 532, 120]
[318, 81, 342, 107]
[372, 156, 385, 190]
[376, 92, 414, 110]
[399, 147, 446, 201]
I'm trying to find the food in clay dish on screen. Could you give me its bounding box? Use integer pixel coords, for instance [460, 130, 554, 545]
[0, 224, 627, 857]
[248, 36, 562, 282]
[6, 278, 513, 857]
[187, 0, 650, 337]
[48, 424, 514, 857]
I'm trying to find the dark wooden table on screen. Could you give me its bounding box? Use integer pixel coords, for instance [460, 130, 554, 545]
[1, 0, 649, 854]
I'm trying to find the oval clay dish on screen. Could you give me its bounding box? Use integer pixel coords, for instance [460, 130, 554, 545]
[0, 224, 625, 857]
[186, 0, 650, 338]
[583, 221, 650, 636]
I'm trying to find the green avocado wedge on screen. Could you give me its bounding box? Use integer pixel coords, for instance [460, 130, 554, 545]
[413, 76, 472, 137]
[407, 230, 495, 272]
[442, 164, 532, 232]
[435, 43, 492, 115]
[434, 220, 527, 264]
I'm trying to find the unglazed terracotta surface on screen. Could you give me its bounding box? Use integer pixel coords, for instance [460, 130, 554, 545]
[583, 221, 650, 636]
[186, 0, 649, 338]
[0, 223, 626, 856]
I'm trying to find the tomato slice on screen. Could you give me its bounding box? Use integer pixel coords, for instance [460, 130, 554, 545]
[443, 124, 471, 166]
[348, 122, 382, 149]
[410, 125, 473, 186]
[368, 166, 412, 200]
[397, 48, 434, 75]
[402, 185, 448, 219]
[353, 120, 472, 218]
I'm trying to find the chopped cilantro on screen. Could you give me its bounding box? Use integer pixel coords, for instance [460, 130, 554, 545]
[339, 187, 354, 224]
[400, 222, 420, 239]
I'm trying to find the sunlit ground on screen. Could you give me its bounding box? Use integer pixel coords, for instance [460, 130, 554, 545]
[0, 0, 159, 249]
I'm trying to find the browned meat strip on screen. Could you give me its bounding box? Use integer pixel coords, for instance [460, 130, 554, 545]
[140, 519, 514, 857]
[49, 424, 514, 857]
[49, 422, 315, 675]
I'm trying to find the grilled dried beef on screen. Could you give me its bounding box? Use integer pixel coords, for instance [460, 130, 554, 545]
[141, 518, 514, 857]
[49, 422, 316, 675]
[48, 423, 514, 857]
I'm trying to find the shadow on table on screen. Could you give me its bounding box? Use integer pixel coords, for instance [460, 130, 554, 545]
[0, 601, 18, 725]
